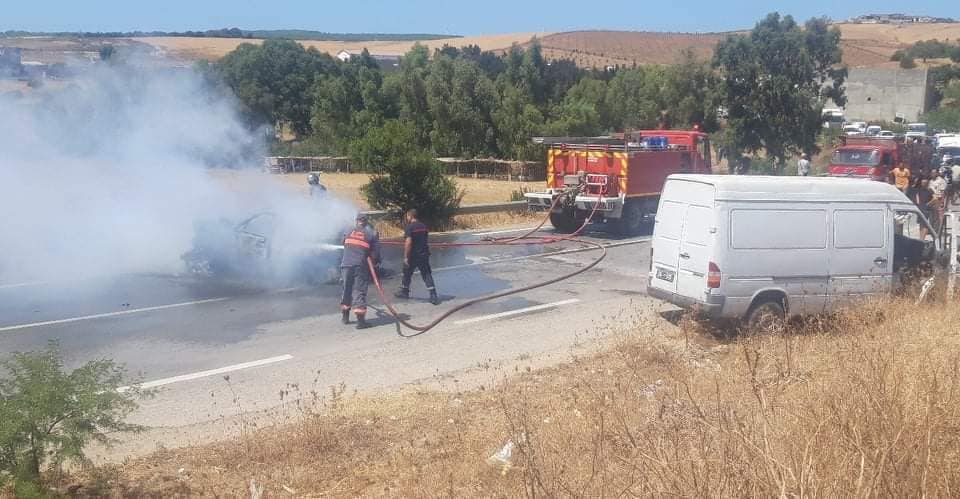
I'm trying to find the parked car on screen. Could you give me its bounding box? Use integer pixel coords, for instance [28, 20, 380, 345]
[866, 125, 882, 136]
[647, 175, 939, 327]
[878, 130, 896, 138]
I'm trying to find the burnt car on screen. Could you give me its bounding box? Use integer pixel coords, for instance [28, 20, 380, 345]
[181, 212, 345, 285]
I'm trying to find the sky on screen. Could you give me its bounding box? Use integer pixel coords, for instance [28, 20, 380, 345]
[3, 1, 956, 34]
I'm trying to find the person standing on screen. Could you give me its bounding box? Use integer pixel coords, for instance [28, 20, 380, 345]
[891, 164, 911, 192]
[307, 173, 326, 197]
[930, 170, 947, 227]
[395, 209, 440, 305]
[797, 154, 811, 176]
[914, 178, 935, 238]
[340, 213, 381, 329]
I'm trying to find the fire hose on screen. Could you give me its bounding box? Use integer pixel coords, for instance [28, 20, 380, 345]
[366, 189, 608, 337]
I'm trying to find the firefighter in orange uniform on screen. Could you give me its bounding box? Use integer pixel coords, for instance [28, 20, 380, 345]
[340, 213, 381, 329]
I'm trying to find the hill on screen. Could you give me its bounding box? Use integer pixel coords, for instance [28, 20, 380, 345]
[4, 22, 959, 68]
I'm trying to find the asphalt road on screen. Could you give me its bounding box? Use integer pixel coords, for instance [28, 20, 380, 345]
[0, 223, 663, 458]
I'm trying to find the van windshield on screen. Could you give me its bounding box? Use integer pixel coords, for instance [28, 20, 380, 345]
[832, 149, 879, 166]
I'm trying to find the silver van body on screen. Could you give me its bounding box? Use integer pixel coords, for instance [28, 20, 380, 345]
[647, 175, 934, 319]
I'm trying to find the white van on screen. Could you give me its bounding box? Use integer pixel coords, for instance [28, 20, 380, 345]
[647, 175, 938, 325]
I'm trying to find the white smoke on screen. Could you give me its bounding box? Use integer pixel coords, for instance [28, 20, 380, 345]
[0, 62, 355, 284]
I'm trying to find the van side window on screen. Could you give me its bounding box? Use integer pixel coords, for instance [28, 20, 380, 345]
[730, 209, 827, 249]
[834, 210, 885, 249]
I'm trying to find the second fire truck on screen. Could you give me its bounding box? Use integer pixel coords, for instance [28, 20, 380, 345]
[524, 129, 713, 235]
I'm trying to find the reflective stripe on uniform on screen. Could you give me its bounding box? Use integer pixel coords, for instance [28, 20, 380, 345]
[345, 231, 370, 249]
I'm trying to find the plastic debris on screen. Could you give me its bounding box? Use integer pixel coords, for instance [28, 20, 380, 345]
[487, 440, 514, 475]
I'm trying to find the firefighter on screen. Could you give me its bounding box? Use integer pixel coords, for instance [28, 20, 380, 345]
[340, 213, 381, 329]
[394, 209, 440, 305]
[307, 173, 326, 197]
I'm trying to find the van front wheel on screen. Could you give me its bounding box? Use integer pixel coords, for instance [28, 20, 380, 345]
[744, 299, 785, 333]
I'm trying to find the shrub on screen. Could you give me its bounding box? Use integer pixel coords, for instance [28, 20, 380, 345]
[900, 56, 917, 69]
[353, 120, 462, 227]
[0, 343, 143, 491]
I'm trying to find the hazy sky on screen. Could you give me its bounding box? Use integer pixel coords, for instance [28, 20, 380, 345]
[4, 1, 956, 34]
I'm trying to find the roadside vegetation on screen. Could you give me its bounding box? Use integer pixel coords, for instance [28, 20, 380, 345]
[0, 343, 144, 497]
[53, 298, 960, 497]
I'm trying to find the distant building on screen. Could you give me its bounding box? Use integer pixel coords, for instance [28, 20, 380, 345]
[827, 67, 933, 122]
[848, 13, 956, 24]
[0, 47, 23, 77]
[335, 50, 401, 69]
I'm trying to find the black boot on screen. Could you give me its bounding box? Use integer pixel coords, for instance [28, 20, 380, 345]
[429, 290, 441, 306]
[394, 288, 410, 299]
[341, 309, 350, 324]
[356, 314, 370, 329]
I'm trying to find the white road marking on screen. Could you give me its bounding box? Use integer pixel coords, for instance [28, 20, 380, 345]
[454, 299, 580, 325]
[472, 226, 539, 237]
[0, 281, 48, 290]
[117, 354, 294, 393]
[0, 297, 232, 333]
[434, 236, 651, 273]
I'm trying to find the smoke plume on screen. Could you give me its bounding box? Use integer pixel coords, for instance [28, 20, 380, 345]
[0, 62, 354, 284]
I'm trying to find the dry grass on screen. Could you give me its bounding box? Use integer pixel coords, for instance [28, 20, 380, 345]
[64, 297, 960, 497]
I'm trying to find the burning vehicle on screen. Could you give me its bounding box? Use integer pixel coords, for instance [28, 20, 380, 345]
[181, 211, 345, 285]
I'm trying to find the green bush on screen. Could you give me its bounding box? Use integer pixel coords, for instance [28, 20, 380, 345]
[353, 120, 462, 226]
[900, 56, 917, 69]
[0, 343, 143, 491]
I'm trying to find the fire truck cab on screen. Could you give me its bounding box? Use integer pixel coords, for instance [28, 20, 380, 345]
[524, 130, 712, 235]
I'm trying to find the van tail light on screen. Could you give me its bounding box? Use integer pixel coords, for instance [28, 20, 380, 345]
[707, 262, 722, 289]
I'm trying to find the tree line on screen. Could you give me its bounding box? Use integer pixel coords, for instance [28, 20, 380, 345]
[206, 13, 846, 171]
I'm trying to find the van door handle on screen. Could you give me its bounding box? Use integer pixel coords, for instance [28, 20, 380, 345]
[874, 257, 888, 265]
[679, 252, 690, 259]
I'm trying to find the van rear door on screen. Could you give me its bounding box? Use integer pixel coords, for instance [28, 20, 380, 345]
[650, 179, 716, 297]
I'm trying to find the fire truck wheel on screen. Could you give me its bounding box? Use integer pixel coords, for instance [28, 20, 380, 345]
[614, 202, 645, 236]
[550, 211, 580, 233]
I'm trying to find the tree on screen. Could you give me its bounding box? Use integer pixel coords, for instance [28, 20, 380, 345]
[713, 13, 847, 170]
[217, 39, 335, 136]
[353, 120, 462, 226]
[0, 343, 143, 490]
[900, 56, 917, 69]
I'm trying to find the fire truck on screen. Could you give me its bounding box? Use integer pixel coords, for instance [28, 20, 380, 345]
[524, 130, 713, 235]
[828, 136, 935, 181]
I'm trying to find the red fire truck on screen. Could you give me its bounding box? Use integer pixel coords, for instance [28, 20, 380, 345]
[524, 130, 713, 234]
[828, 136, 934, 181]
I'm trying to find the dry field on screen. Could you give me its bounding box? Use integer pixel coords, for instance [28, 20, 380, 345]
[138, 23, 960, 68]
[140, 32, 550, 61]
[57, 297, 960, 497]
[538, 30, 729, 67]
[266, 171, 542, 210]
[7, 23, 960, 69]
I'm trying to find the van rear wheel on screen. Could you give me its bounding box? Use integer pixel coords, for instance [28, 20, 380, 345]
[744, 299, 785, 333]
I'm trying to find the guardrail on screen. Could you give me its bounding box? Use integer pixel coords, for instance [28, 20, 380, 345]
[362, 201, 528, 221]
